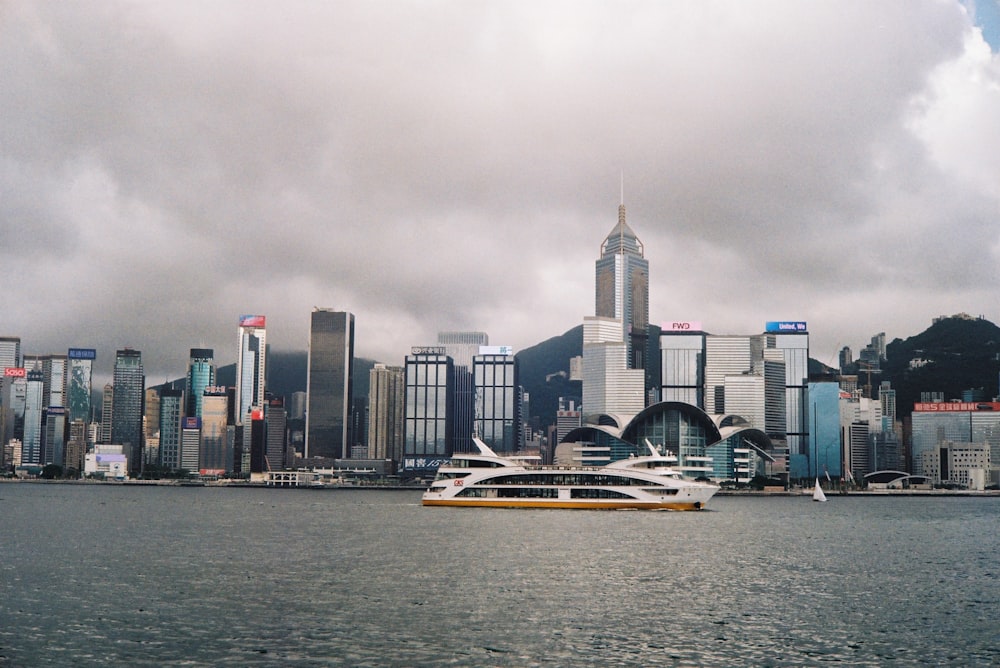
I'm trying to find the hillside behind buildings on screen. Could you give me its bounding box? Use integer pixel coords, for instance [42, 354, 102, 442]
[874, 315, 1000, 417]
[162, 314, 1000, 430]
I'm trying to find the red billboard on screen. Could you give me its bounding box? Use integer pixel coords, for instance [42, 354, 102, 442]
[239, 314, 266, 328]
[913, 401, 1000, 412]
[3, 368, 26, 378]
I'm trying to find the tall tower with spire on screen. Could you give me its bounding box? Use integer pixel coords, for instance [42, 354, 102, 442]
[595, 191, 649, 370]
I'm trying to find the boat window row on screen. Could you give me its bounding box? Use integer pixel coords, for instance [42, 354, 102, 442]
[481, 473, 656, 486]
[457, 487, 559, 499]
[569, 489, 634, 499]
[433, 471, 471, 479]
[446, 458, 507, 468]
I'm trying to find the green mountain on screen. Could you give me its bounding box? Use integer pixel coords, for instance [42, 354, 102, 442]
[515, 325, 583, 430]
[878, 315, 1000, 416]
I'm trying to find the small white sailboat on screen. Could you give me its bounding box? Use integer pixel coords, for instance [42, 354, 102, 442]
[812, 478, 827, 502]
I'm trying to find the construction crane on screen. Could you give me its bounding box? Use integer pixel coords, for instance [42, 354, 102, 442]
[857, 360, 881, 399]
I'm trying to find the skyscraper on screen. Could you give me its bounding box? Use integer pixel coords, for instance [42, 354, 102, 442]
[305, 309, 354, 459]
[111, 348, 144, 474]
[186, 348, 215, 418]
[22, 369, 44, 465]
[67, 348, 96, 424]
[473, 347, 520, 453]
[659, 323, 706, 406]
[200, 387, 231, 473]
[582, 316, 644, 416]
[595, 199, 649, 370]
[438, 331, 488, 453]
[1, 367, 27, 452]
[403, 348, 453, 474]
[265, 395, 287, 471]
[158, 388, 184, 470]
[368, 364, 405, 464]
[0, 336, 21, 369]
[764, 322, 810, 459]
[100, 383, 113, 444]
[235, 315, 267, 425]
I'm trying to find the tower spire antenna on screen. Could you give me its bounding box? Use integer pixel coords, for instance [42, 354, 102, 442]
[620, 170, 624, 206]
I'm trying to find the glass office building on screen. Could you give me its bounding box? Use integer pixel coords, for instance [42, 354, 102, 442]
[158, 388, 183, 470]
[595, 203, 649, 371]
[473, 349, 519, 454]
[186, 348, 215, 418]
[403, 348, 454, 473]
[659, 327, 705, 406]
[305, 309, 354, 459]
[111, 348, 144, 474]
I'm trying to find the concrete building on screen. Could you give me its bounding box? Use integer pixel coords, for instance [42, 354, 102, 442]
[582, 316, 644, 416]
[368, 364, 404, 465]
[236, 315, 267, 425]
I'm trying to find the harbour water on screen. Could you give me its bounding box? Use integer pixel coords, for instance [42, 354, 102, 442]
[2, 484, 998, 666]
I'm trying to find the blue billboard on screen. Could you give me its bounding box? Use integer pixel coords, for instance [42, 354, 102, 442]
[68, 348, 97, 360]
[765, 321, 807, 333]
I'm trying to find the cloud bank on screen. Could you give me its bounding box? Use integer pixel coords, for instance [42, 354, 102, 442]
[2, 1, 999, 377]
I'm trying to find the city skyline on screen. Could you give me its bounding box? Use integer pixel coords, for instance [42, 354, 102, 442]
[2, 2, 1000, 382]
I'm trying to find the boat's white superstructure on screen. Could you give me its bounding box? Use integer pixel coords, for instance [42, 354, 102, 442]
[422, 438, 718, 510]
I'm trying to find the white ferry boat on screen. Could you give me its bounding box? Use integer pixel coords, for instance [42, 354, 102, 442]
[422, 438, 718, 510]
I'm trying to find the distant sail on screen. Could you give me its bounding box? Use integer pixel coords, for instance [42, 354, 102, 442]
[813, 478, 828, 503]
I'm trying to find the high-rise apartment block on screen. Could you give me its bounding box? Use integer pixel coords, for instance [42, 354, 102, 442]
[305, 309, 354, 460]
[236, 315, 267, 425]
[0, 336, 21, 369]
[368, 363, 405, 464]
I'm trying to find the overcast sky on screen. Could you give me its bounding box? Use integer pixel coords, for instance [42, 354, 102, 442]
[2, 1, 1000, 380]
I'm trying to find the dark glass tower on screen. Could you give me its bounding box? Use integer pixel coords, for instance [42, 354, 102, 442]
[305, 309, 354, 459]
[158, 388, 183, 470]
[111, 348, 144, 474]
[473, 351, 520, 453]
[403, 349, 454, 474]
[186, 348, 215, 418]
[595, 201, 649, 370]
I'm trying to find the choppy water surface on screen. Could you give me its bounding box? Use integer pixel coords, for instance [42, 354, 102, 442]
[2, 485, 998, 666]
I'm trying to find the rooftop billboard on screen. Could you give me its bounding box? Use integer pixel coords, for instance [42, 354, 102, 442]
[68, 348, 97, 360]
[765, 321, 807, 333]
[239, 315, 266, 328]
[478, 345, 514, 356]
[663, 321, 703, 332]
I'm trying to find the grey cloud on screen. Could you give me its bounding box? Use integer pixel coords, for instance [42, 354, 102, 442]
[1, 1, 998, 380]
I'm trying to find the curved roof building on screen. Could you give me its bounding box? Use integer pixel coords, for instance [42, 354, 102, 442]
[557, 401, 774, 483]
